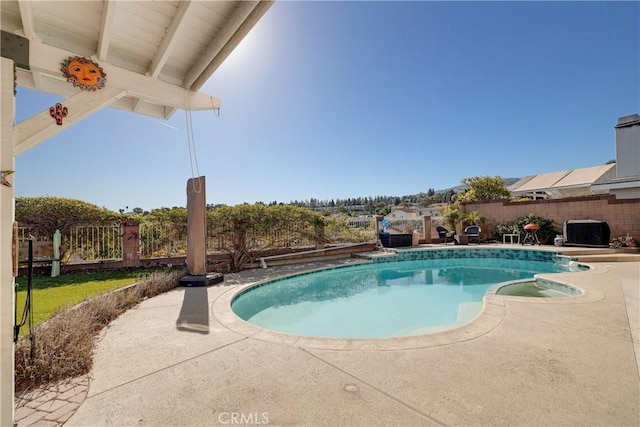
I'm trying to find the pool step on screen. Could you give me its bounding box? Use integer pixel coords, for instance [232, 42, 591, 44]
[557, 247, 639, 262]
[557, 249, 618, 256]
[568, 253, 640, 263]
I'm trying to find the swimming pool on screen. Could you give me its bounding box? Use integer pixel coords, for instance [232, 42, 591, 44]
[231, 248, 583, 338]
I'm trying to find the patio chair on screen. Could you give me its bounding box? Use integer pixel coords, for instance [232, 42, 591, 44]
[464, 225, 481, 243]
[436, 226, 455, 244]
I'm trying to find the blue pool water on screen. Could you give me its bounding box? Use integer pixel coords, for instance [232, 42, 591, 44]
[232, 253, 577, 338]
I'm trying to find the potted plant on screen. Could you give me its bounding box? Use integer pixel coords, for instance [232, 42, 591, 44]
[610, 234, 638, 248]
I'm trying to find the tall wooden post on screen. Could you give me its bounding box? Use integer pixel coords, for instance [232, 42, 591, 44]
[0, 56, 16, 427]
[180, 176, 222, 286]
[186, 176, 207, 276]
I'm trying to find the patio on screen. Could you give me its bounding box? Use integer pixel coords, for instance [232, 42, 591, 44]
[17, 247, 639, 426]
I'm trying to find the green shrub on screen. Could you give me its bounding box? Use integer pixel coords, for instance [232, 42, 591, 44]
[494, 223, 519, 239]
[207, 204, 327, 272]
[514, 214, 558, 245]
[16, 196, 125, 237]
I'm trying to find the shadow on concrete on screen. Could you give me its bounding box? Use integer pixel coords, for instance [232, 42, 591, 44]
[176, 287, 209, 334]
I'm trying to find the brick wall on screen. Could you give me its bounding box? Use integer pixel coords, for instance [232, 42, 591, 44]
[460, 195, 640, 239]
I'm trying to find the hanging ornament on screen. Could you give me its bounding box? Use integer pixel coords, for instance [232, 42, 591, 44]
[61, 56, 107, 91]
[49, 103, 68, 125]
[1, 170, 14, 187]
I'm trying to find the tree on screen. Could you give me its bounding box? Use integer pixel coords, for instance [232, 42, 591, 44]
[207, 204, 325, 272]
[440, 203, 461, 233]
[462, 210, 487, 227]
[457, 176, 511, 202]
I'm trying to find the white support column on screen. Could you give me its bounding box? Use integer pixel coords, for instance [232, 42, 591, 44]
[0, 56, 17, 427]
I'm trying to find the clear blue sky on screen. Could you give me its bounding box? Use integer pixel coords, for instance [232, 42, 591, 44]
[15, 1, 639, 212]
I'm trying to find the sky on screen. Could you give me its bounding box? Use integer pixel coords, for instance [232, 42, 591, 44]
[14, 1, 640, 212]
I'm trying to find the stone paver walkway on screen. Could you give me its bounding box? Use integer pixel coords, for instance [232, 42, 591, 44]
[14, 375, 89, 427]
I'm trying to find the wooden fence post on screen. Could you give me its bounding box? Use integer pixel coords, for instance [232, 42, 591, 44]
[374, 215, 383, 236]
[314, 221, 326, 250]
[422, 215, 431, 243]
[122, 223, 140, 268]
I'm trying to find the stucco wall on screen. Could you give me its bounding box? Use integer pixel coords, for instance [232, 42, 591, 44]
[460, 195, 640, 240]
[615, 119, 640, 178]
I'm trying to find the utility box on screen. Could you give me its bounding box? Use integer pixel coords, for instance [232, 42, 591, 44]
[563, 220, 610, 248]
[379, 232, 413, 248]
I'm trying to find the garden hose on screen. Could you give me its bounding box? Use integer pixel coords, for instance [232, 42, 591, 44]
[14, 239, 35, 361]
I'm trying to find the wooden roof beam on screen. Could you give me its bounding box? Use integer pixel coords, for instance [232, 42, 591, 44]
[25, 42, 221, 113]
[17, 0, 45, 89]
[183, 0, 265, 90]
[164, 0, 272, 118]
[148, 0, 195, 78]
[14, 86, 127, 155]
[17, 0, 37, 40]
[97, 0, 117, 62]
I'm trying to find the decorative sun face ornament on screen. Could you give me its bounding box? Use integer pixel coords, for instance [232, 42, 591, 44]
[61, 56, 107, 91]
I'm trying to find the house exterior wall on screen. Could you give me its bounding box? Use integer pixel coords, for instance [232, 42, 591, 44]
[387, 209, 417, 220]
[460, 195, 640, 240]
[615, 116, 640, 178]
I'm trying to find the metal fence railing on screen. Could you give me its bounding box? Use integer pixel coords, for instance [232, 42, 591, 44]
[386, 218, 423, 235]
[19, 215, 386, 265]
[347, 217, 375, 230]
[67, 224, 122, 263]
[345, 216, 377, 241]
[17, 226, 50, 242]
[207, 221, 318, 253]
[139, 222, 187, 259]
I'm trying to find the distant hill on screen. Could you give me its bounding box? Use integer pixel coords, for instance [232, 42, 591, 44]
[436, 177, 521, 194]
[289, 177, 522, 212]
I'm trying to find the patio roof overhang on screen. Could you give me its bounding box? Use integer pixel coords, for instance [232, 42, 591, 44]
[508, 164, 616, 199]
[2, 0, 273, 118]
[0, 2, 274, 424]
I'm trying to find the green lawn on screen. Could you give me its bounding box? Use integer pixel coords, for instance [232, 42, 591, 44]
[15, 270, 148, 335]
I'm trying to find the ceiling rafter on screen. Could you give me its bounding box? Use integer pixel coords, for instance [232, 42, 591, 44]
[97, 0, 117, 61]
[163, 0, 272, 117]
[183, 0, 263, 90]
[191, 0, 274, 90]
[17, 1, 37, 39]
[132, 97, 143, 113]
[148, 0, 194, 78]
[17, 0, 45, 89]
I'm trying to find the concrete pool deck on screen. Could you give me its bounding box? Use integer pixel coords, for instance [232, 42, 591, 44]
[16, 246, 640, 426]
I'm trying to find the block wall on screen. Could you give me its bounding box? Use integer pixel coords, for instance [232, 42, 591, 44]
[460, 195, 640, 239]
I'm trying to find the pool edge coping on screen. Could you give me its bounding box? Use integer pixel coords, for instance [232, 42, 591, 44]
[211, 249, 608, 351]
